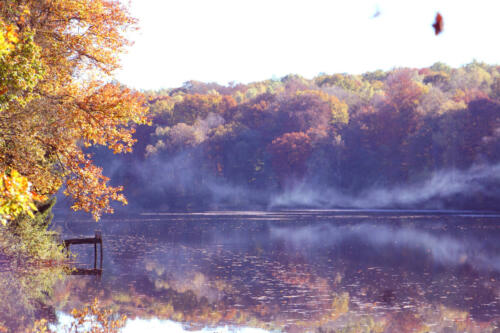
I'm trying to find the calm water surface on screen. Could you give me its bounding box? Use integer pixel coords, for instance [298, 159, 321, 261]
[4, 210, 500, 332]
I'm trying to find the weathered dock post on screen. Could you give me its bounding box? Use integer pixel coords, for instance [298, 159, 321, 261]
[95, 231, 102, 269]
[63, 230, 104, 274]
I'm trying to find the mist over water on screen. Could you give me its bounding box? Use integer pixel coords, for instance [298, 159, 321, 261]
[61, 143, 500, 214]
[137, 151, 265, 210]
[270, 163, 500, 210]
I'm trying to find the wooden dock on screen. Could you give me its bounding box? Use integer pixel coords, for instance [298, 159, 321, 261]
[64, 231, 103, 272]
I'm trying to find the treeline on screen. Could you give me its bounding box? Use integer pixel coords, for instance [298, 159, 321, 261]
[95, 61, 500, 211]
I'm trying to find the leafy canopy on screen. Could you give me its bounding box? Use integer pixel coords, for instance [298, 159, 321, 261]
[0, 0, 149, 221]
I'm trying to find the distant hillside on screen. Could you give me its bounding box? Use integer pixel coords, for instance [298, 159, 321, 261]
[88, 62, 500, 212]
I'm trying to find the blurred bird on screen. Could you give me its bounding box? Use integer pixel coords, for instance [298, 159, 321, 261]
[433, 12, 443, 35]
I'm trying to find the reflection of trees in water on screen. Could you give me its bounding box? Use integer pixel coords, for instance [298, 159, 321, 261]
[49, 215, 500, 331]
[0, 265, 65, 332]
[56, 243, 500, 332]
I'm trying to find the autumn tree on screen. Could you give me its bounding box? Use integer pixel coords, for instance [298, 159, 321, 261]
[165, 94, 234, 126]
[381, 69, 426, 180]
[0, 14, 45, 223]
[0, 0, 149, 221]
[268, 132, 313, 186]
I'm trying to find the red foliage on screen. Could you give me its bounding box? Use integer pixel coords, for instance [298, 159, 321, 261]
[279, 92, 332, 134]
[268, 132, 312, 185]
[453, 88, 489, 104]
[384, 69, 424, 112]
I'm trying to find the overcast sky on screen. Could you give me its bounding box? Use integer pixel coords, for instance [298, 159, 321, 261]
[115, 0, 500, 90]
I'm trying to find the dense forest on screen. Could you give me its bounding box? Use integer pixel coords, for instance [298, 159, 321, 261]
[88, 61, 500, 212]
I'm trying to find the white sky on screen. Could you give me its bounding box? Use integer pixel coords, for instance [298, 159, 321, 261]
[115, 0, 500, 90]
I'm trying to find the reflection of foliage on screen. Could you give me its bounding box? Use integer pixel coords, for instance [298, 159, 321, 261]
[329, 292, 349, 321]
[138, 260, 274, 329]
[34, 298, 126, 333]
[316, 316, 387, 333]
[52, 245, 500, 333]
[0, 196, 66, 332]
[0, 265, 66, 333]
[33, 221, 500, 333]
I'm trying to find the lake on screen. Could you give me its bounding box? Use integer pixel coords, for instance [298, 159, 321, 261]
[3, 210, 500, 332]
